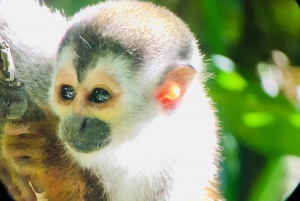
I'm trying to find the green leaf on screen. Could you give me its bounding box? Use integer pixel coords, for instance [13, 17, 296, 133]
[242, 112, 275, 128]
[217, 71, 247, 91]
[289, 113, 300, 128]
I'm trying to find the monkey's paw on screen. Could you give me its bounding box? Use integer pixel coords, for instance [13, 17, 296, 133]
[0, 36, 28, 120]
[2, 122, 49, 172]
[1, 121, 50, 200]
[1, 121, 86, 201]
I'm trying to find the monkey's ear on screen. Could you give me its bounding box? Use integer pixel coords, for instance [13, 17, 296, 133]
[155, 65, 196, 111]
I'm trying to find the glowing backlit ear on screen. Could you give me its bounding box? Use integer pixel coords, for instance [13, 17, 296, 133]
[155, 65, 196, 111]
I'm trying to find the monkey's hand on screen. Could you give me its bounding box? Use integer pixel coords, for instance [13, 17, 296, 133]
[1, 115, 58, 201]
[2, 112, 57, 173]
[2, 117, 89, 201]
[0, 156, 41, 201]
[0, 36, 28, 120]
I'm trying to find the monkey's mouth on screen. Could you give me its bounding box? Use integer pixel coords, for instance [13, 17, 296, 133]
[66, 138, 111, 153]
[61, 115, 112, 153]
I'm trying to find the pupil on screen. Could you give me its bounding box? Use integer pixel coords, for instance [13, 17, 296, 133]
[61, 85, 75, 100]
[90, 88, 111, 103]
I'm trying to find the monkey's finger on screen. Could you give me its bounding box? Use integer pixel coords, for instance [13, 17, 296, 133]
[1, 175, 23, 200]
[0, 164, 10, 184]
[3, 134, 46, 155]
[12, 175, 37, 201]
[4, 119, 50, 135]
[30, 178, 44, 193]
[7, 100, 28, 120]
[2, 134, 46, 172]
[1, 169, 36, 201]
[4, 122, 30, 135]
[7, 184, 21, 200]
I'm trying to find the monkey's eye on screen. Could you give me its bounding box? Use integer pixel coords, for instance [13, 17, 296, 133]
[60, 85, 75, 100]
[89, 88, 111, 103]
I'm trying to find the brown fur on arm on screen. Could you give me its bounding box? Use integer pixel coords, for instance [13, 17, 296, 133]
[1, 96, 105, 201]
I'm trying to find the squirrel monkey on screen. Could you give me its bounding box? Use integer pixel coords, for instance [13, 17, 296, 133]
[0, 0, 222, 200]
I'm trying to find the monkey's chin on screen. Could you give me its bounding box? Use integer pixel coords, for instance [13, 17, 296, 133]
[65, 139, 111, 153]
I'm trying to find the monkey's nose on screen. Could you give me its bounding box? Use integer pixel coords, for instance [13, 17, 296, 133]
[79, 118, 88, 131]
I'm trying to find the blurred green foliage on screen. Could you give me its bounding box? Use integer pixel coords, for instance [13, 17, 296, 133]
[44, 0, 300, 200]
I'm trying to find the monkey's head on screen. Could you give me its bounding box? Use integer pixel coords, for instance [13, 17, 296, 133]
[49, 1, 206, 166]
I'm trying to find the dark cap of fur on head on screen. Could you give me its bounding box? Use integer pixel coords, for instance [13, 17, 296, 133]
[57, 1, 197, 82]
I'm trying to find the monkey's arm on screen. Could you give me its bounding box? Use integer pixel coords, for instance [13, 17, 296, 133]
[0, 1, 104, 200]
[0, 35, 43, 200]
[1, 37, 104, 201]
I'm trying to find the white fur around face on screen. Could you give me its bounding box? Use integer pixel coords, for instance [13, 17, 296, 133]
[63, 76, 218, 201]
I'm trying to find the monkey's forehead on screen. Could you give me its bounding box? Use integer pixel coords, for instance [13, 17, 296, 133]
[58, 1, 197, 65]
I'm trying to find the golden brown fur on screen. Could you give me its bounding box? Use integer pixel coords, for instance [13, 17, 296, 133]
[0, 106, 92, 200]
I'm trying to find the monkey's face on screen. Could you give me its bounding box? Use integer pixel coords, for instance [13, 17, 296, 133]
[50, 39, 160, 155]
[50, 45, 196, 156]
[50, 48, 132, 153]
[49, 1, 199, 157]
